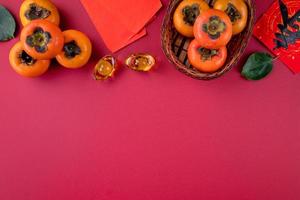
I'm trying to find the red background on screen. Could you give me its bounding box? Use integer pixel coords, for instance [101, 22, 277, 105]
[0, 0, 300, 200]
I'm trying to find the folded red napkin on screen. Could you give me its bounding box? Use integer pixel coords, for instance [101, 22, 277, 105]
[253, 0, 300, 73]
[80, 0, 162, 52]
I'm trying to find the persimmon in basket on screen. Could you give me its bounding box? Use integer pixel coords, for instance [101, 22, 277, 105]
[188, 39, 228, 72]
[193, 9, 233, 49]
[173, 0, 209, 37]
[163, 0, 254, 79]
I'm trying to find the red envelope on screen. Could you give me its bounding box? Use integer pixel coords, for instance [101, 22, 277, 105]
[253, 0, 300, 73]
[80, 0, 162, 52]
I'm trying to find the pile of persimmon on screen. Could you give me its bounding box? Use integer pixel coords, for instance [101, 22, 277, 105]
[10, 0, 92, 77]
[173, 0, 248, 72]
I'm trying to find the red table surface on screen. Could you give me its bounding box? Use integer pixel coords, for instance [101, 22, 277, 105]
[0, 0, 299, 200]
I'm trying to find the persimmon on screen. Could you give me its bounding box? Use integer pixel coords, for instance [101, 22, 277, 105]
[213, 0, 248, 35]
[9, 42, 50, 77]
[20, 19, 64, 60]
[173, 0, 209, 37]
[193, 9, 232, 49]
[56, 30, 92, 69]
[20, 0, 60, 26]
[188, 39, 227, 72]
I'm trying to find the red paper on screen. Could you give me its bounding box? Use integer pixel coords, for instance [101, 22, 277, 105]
[253, 0, 300, 73]
[80, 0, 161, 52]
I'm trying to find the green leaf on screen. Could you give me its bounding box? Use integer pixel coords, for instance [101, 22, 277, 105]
[0, 5, 16, 41]
[241, 52, 274, 80]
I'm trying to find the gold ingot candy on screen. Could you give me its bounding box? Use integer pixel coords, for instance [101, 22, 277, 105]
[125, 53, 156, 72]
[93, 55, 118, 80]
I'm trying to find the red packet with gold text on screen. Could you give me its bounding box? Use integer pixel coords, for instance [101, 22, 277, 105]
[253, 0, 300, 73]
[80, 0, 162, 52]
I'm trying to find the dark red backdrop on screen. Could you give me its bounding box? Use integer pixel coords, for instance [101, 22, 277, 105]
[0, 0, 299, 200]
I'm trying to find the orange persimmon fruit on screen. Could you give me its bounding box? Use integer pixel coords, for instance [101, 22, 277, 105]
[193, 9, 232, 49]
[9, 42, 50, 77]
[173, 0, 209, 37]
[20, 19, 64, 60]
[20, 0, 60, 26]
[188, 39, 227, 72]
[56, 30, 92, 69]
[213, 0, 248, 35]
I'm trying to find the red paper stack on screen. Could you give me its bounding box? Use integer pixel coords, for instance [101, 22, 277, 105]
[80, 0, 162, 52]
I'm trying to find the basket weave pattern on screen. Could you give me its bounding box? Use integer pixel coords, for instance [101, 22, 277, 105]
[161, 0, 256, 80]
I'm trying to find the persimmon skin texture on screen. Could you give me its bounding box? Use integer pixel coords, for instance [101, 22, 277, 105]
[20, 0, 60, 26]
[9, 42, 50, 77]
[193, 9, 233, 49]
[20, 19, 64, 60]
[213, 0, 248, 35]
[188, 39, 227, 73]
[173, 0, 209, 37]
[56, 30, 92, 69]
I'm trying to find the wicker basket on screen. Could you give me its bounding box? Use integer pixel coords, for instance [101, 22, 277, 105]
[161, 0, 256, 80]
